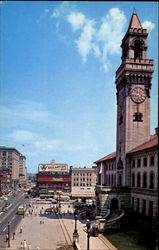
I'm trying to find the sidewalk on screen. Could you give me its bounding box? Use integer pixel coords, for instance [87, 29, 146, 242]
[60, 204, 112, 250]
[5, 202, 116, 250]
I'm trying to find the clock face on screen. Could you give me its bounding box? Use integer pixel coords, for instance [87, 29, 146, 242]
[130, 87, 147, 104]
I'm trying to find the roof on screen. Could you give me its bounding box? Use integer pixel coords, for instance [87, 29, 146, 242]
[128, 134, 158, 154]
[94, 152, 116, 164]
[128, 10, 142, 29]
[94, 134, 158, 164]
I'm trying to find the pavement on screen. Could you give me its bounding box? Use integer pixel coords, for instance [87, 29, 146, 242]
[4, 200, 115, 250]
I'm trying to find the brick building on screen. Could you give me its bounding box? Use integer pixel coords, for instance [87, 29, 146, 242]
[36, 160, 71, 198]
[95, 11, 158, 219]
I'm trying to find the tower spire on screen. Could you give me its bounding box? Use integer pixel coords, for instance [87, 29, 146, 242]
[128, 9, 142, 29]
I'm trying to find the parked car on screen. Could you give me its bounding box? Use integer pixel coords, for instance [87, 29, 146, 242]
[1, 207, 6, 212]
[5, 202, 10, 207]
[51, 199, 57, 204]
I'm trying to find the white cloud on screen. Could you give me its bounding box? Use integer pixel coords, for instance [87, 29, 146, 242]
[67, 8, 126, 71]
[33, 138, 62, 151]
[51, 1, 70, 18]
[0, 99, 60, 128]
[50, 4, 155, 72]
[67, 12, 86, 31]
[9, 129, 62, 152]
[142, 21, 155, 32]
[76, 19, 96, 63]
[9, 130, 38, 142]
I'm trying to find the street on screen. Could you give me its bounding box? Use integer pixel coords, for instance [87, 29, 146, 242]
[0, 191, 29, 249]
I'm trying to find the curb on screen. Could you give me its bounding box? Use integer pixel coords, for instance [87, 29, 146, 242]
[98, 234, 118, 250]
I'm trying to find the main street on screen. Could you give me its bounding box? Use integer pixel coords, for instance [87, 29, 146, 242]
[0, 190, 29, 249]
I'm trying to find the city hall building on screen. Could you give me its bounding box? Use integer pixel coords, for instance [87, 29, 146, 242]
[95, 11, 158, 219]
[36, 160, 71, 197]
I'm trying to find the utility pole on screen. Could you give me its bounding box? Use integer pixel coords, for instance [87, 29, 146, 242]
[8, 221, 10, 248]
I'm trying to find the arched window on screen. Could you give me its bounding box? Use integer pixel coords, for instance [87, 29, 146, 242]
[134, 40, 142, 60]
[149, 171, 155, 189]
[137, 172, 141, 187]
[114, 174, 116, 186]
[132, 173, 135, 187]
[143, 172, 147, 188]
[111, 174, 113, 185]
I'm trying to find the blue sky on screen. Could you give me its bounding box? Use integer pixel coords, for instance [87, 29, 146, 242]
[0, 1, 158, 173]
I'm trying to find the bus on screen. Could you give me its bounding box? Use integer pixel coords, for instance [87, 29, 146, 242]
[17, 205, 26, 215]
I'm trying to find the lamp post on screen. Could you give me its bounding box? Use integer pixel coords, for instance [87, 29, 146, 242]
[86, 220, 91, 250]
[7, 221, 10, 248]
[73, 212, 79, 247]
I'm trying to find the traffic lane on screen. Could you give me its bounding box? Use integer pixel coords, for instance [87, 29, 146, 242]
[0, 191, 24, 213]
[0, 193, 26, 221]
[0, 213, 22, 235]
[0, 197, 28, 234]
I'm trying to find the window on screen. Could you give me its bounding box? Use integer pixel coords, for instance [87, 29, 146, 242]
[132, 173, 135, 187]
[150, 156, 154, 166]
[137, 159, 141, 168]
[133, 112, 143, 122]
[119, 115, 123, 125]
[143, 172, 147, 188]
[143, 157, 147, 167]
[137, 173, 141, 187]
[111, 174, 113, 185]
[132, 159, 135, 168]
[149, 171, 154, 189]
[134, 40, 142, 60]
[114, 174, 116, 186]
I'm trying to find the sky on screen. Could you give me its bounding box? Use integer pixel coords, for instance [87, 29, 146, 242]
[0, 1, 158, 173]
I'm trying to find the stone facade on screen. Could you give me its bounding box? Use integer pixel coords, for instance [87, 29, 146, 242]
[0, 146, 27, 188]
[71, 167, 97, 198]
[95, 11, 158, 219]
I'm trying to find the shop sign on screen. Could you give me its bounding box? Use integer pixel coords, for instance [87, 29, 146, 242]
[38, 164, 68, 172]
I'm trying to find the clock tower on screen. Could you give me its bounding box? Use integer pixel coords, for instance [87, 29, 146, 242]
[115, 10, 154, 186]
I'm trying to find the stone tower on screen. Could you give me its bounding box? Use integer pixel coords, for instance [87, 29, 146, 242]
[115, 10, 154, 186]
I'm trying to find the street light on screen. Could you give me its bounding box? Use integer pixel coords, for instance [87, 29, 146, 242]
[73, 211, 79, 247]
[7, 221, 10, 248]
[86, 220, 91, 250]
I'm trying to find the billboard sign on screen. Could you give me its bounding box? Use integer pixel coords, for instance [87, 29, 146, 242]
[38, 164, 68, 172]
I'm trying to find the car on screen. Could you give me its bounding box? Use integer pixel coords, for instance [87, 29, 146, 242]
[25, 195, 29, 199]
[1, 207, 6, 212]
[51, 199, 57, 204]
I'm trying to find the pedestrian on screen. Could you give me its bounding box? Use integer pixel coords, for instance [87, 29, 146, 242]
[28, 244, 31, 249]
[6, 234, 8, 242]
[20, 242, 23, 249]
[20, 226, 23, 233]
[23, 239, 27, 249]
[13, 231, 16, 240]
